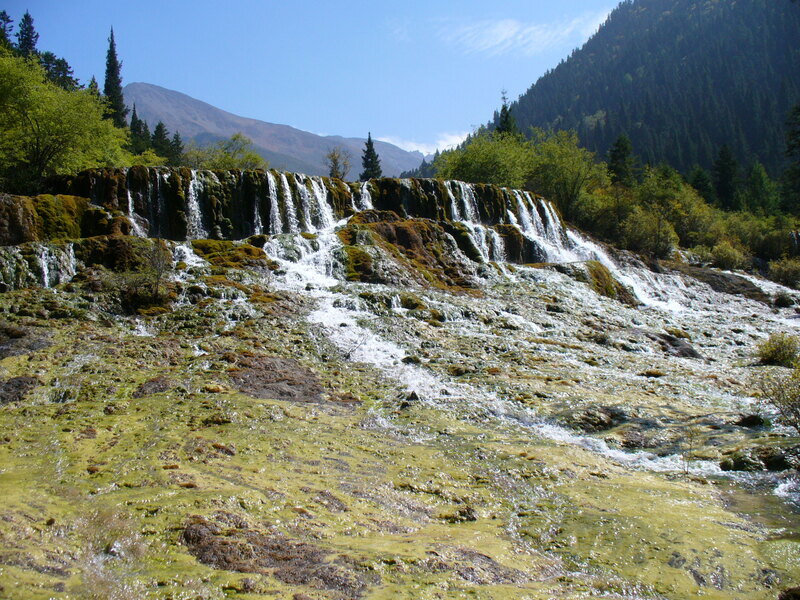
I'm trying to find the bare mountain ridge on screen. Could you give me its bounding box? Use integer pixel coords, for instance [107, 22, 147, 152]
[123, 82, 423, 177]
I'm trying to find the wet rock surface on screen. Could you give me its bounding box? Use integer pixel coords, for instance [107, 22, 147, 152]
[228, 354, 326, 403]
[0, 376, 39, 405]
[182, 515, 374, 599]
[1, 176, 800, 599]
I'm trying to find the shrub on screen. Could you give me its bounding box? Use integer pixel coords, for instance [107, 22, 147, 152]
[758, 368, 800, 434]
[710, 240, 748, 270]
[756, 333, 800, 367]
[620, 206, 679, 259]
[769, 257, 800, 289]
[775, 292, 795, 308]
[687, 245, 714, 265]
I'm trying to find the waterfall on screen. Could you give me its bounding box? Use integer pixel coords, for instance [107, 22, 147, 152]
[266, 172, 282, 235]
[294, 174, 317, 232]
[487, 228, 506, 262]
[445, 181, 462, 221]
[186, 171, 208, 240]
[126, 189, 146, 237]
[310, 176, 335, 230]
[358, 182, 374, 210]
[279, 173, 299, 233]
[456, 181, 480, 222]
[253, 195, 264, 235]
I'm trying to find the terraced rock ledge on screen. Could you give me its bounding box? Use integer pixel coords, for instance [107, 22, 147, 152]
[1, 171, 799, 599]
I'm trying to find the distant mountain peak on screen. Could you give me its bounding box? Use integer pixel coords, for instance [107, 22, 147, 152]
[124, 82, 423, 177]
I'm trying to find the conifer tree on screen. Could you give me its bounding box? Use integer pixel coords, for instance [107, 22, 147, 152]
[496, 91, 519, 136]
[783, 104, 800, 212]
[39, 52, 79, 91]
[713, 145, 739, 210]
[742, 162, 778, 214]
[129, 105, 152, 155]
[15, 11, 38, 58]
[169, 132, 184, 166]
[607, 133, 636, 186]
[151, 121, 171, 158]
[0, 11, 13, 48]
[688, 166, 716, 204]
[87, 76, 100, 97]
[103, 28, 128, 128]
[360, 133, 382, 181]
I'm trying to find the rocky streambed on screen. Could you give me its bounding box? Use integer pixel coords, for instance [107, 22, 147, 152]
[1, 177, 800, 598]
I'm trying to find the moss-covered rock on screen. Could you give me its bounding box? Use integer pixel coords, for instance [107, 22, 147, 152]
[338, 211, 480, 290]
[191, 239, 269, 269]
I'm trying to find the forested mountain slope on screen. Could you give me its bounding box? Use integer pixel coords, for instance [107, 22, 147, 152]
[498, 0, 800, 174]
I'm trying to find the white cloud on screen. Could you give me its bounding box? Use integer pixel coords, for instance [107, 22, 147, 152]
[377, 131, 470, 156]
[439, 9, 613, 57]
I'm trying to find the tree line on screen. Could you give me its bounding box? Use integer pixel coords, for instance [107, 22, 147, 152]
[432, 114, 800, 286]
[0, 10, 267, 193]
[495, 0, 800, 178]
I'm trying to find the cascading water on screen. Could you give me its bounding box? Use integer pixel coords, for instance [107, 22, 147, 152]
[310, 176, 335, 230]
[294, 174, 316, 232]
[266, 172, 282, 235]
[253, 195, 264, 235]
[279, 173, 299, 233]
[185, 171, 208, 240]
[358, 181, 374, 210]
[126, 189, 147, 237]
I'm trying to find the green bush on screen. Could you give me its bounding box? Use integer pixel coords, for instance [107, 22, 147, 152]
[756, 333, 800, 367]
[710, 240, 748, 270]
[769, 257, 800, 289]
[687, 245, 714, 265]
[620, 206, 679, 259]
[758, 368, 800, 434]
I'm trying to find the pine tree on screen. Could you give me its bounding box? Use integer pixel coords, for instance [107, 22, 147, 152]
[15, 11, 38, 58]
[496, 91, 519, 136]
[129, 105, 151, 155]
[783, 104, 800, 213]
[688, 166, 716, 204]
[39, 52, 79, 91]
[743, 162, 778, 214]
[169, 132, 184, 166]
[151, 121, 171, 158]
[87, 76, 100, 97]
[103, 28, 128, 128]
[607, 133, 636, 186]
[713, 145, 739, 210]
[360, 133, 382, 181]
[0, 11, 13, 48]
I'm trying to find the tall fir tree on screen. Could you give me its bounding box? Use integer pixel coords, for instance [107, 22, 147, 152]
[103, 28, 128, 128]
[742, 162, 778, 214]
[360, 133, 382, 181]
[783, 104, 800, 213]
[87, 76, 101, 97]
[0, 11, 13, 48]
[39, 52, 79, 91]
[607, 133, 636, 186]
[496, 91, 519, 136]
[129, 105, 152, 155]
[15, 11, 38, 58]
[688, 166, 716, 205]
[169, 132, 184, 166]
[151, 121, 171, 159]
[713, 145, 739, 210]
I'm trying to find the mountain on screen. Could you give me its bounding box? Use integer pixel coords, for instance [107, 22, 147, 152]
[497, 0, 800, 175]
[123, 82, 424, 177]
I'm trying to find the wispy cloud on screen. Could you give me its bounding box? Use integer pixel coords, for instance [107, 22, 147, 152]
[378, 131, 470, 156]
[439, 9, 612, 57]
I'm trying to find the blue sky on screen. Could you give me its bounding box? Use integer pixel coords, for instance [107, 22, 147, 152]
[5, 1, 614, 154]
